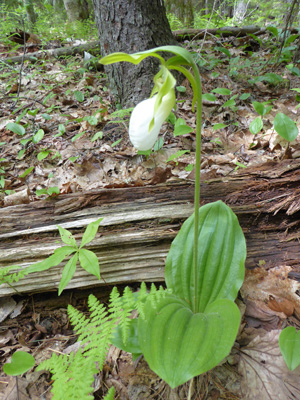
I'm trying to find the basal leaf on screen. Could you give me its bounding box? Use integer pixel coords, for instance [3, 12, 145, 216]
[138, 294, 240, 388]
[165, 201, 246, 312]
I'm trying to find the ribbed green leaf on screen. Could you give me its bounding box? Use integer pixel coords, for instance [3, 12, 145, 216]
[138, 294, 240, 388]
[165, 201, 246, 313]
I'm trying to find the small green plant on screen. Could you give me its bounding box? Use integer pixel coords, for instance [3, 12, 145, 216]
[279, 326, 300, 371]
[0, 218, 103, 295]
[249, 100, 298, 143]
[3, 351, 35, 376]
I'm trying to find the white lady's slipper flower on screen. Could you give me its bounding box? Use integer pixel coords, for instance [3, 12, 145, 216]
[129, 89, 175, 151]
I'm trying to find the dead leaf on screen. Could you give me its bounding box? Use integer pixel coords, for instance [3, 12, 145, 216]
[238, 330, 300, 400]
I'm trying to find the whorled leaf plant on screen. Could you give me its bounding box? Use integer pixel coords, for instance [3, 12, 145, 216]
[100, 46, 247, 390]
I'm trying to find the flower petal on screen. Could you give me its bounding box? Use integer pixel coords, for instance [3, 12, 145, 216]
[129, 90, 175, 151]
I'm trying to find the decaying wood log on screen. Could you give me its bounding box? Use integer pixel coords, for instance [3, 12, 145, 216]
[1, 159, 300, 297]
[173, 25, 265, 41]
[1, 40, 100, 65]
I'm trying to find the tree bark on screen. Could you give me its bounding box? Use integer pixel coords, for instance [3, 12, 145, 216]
[1, 159, 300, 297]
[63, 0, 89, 21]
[93, 0, 177, 107]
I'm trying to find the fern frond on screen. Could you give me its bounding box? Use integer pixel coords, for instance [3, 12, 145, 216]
[103, 386, 115, 400]
[118, 286, 136, 344]
[37, 351, 97, 400]
[67, 305, 90, 340]
[135, 282, 148, 318]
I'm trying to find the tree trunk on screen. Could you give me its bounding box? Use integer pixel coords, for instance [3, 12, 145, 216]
[93, 0, 177, 108]
[63, 0, 89, 21]
[24, 0, 37, 28]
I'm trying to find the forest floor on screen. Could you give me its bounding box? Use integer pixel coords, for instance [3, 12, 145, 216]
[0, 29, 300, 399]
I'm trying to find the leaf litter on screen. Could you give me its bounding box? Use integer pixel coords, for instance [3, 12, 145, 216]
[1, 30, 300, 399]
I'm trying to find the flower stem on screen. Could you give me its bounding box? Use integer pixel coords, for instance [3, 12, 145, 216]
[191, 60, 202, 313]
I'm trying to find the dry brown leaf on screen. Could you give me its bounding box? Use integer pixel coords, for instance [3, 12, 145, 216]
[238, 330, 300, 400]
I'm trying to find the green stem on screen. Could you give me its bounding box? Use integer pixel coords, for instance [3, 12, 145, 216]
[191, 61, 202, 313]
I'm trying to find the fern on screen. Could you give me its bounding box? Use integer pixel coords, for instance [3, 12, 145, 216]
[103, 387, 115, 400]
[37, 284, 166, 399]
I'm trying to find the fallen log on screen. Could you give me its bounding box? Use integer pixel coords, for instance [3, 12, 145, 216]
[1, 40, 100, 65]
[1, 159, 300, 297]
[173, 25, 265, 41]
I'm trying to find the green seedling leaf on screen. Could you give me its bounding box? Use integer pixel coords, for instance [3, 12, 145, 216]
[267, 26, 279, 39]
[153, 137, 164, 151]
[57, 225, 77, 247]
[258, 73, 283, 84]
[33, 129, 44, 144]
[239, 93, 250, 100]
[58, 253, 78, 295]
[165, 201, 246, 312]
[47, 186, 59, 196]
[215, 46, 231, 58]
[249, 116, 263, 135]
[202, 93, 217, 102]
[166, 112, 176, 125]
[28, 109, 38, 116]
[55, 124, 66, 137]
[285, 34, 299, 46]
[213, 123, 228, 130]
[37, 150, 50, 161]
[138, 294, 240, 388]
[252, 101, 265, 116]
[36, 188, 49, 196]
[42, 113, 51, 120]
[74, 90, 85, 102]
[273, 113, 298, 142]
[19, 166, 34, 178]
[212, 88, 231, 95]
[78, 248, 100, 279]
[185, 163, 194, 171]
[166, 150, 190, 163]
[72, 131, 86, 142]
[80, 218, 103, 248]
[6, 122, 25, 136]
[174, 118, 193, 136]
[176, 85, 186, 92]
[83, 115, 98, 125]
[279, 326, 300, 371]
[222, 99, 235, 108]
[91, 131, 103, 141]
[111, 138, 122, 147]
[3, 351, 35, 376]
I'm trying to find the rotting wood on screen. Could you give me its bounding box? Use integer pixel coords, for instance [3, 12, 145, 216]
[1, 159, 300, 297]
[1, 40, 100, 65]
[173, 25, 265, 41]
